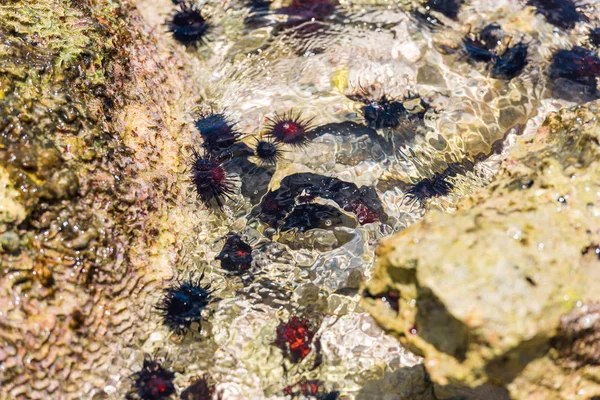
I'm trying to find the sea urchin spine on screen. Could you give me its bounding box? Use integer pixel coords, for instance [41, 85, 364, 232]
[191, 150, 235, 209]
[167, 4, 211, 45]
[265, 111, 314, 147]
[156, 277, 214, 335]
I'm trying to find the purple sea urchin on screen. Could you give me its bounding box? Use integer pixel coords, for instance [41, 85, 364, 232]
[156, 277, 214, 335]
[191, 150, 235, 209]
[265, 111, 314, 147]
[275, 316, 317, 363]
[167, 4, 210, 45]
[551, 46, 600, 83]
[128, 357, 176, 400]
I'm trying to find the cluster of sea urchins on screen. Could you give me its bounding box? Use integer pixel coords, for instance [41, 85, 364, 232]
[190, 110, 314, 211]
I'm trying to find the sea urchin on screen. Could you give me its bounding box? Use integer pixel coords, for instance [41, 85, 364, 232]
[195, 112, 241, 155]
[128, 357, 176, 400]
[216, 234, 253, 273]
[254, 138, 285, 164]
[403, 173, 454, 208]
[167, 4, 210, 45]
[191, 150, 235, 209]
[156, 278, 214, 335]
[275, 316, 317, 363]
[265, 111, 314, 147]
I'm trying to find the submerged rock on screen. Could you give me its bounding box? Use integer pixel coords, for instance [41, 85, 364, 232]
[363, 101, 600, 398]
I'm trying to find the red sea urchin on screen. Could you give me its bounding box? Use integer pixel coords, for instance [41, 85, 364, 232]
[156, 277, 214, 335]
[265, 111, 314, 147]
[216, 234, 253, 273]
[191, 150, 235, 209]
[128, 357, 176, 400]
[167, 3, 211, 45]
[275, 316, 317, 363]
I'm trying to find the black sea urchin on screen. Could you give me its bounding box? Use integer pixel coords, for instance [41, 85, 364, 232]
[403, 173, 454, 208]
[589, 28, 600, 47]
[265, 111, 314, 147]
[490, 42, 528, 80]
[128, 357, 176, 400]
[191, 150, 235, 209]
[181, 375, 214, 400]
[348, 91, 408, 130]
[157, 278, 214, 335]
[254, 137, 285, 164]
[216, 234, 253, 273]
[463, 24, 504, 64]
[527, 0, 588, 30]
[195, 112, 241, 156]
[167, 4, 210, 45]
[426, 0, 463, 20]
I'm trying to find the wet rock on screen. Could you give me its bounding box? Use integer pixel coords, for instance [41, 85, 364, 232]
[43, 169, 80, 200]
[0, 231, 20, 254]
[364, 101, 600, 397]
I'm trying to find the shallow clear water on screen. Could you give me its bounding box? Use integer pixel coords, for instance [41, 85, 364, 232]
[126, 0, 600, 398]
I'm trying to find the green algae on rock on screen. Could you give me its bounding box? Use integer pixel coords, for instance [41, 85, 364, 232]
[363, 101, 600, 398]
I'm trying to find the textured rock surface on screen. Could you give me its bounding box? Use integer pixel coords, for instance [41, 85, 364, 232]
[364, 101, 600, 399]
[0, 0, 194, 397]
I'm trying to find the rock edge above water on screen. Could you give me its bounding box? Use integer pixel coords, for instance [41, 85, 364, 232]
[364, 100, 600, 399]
